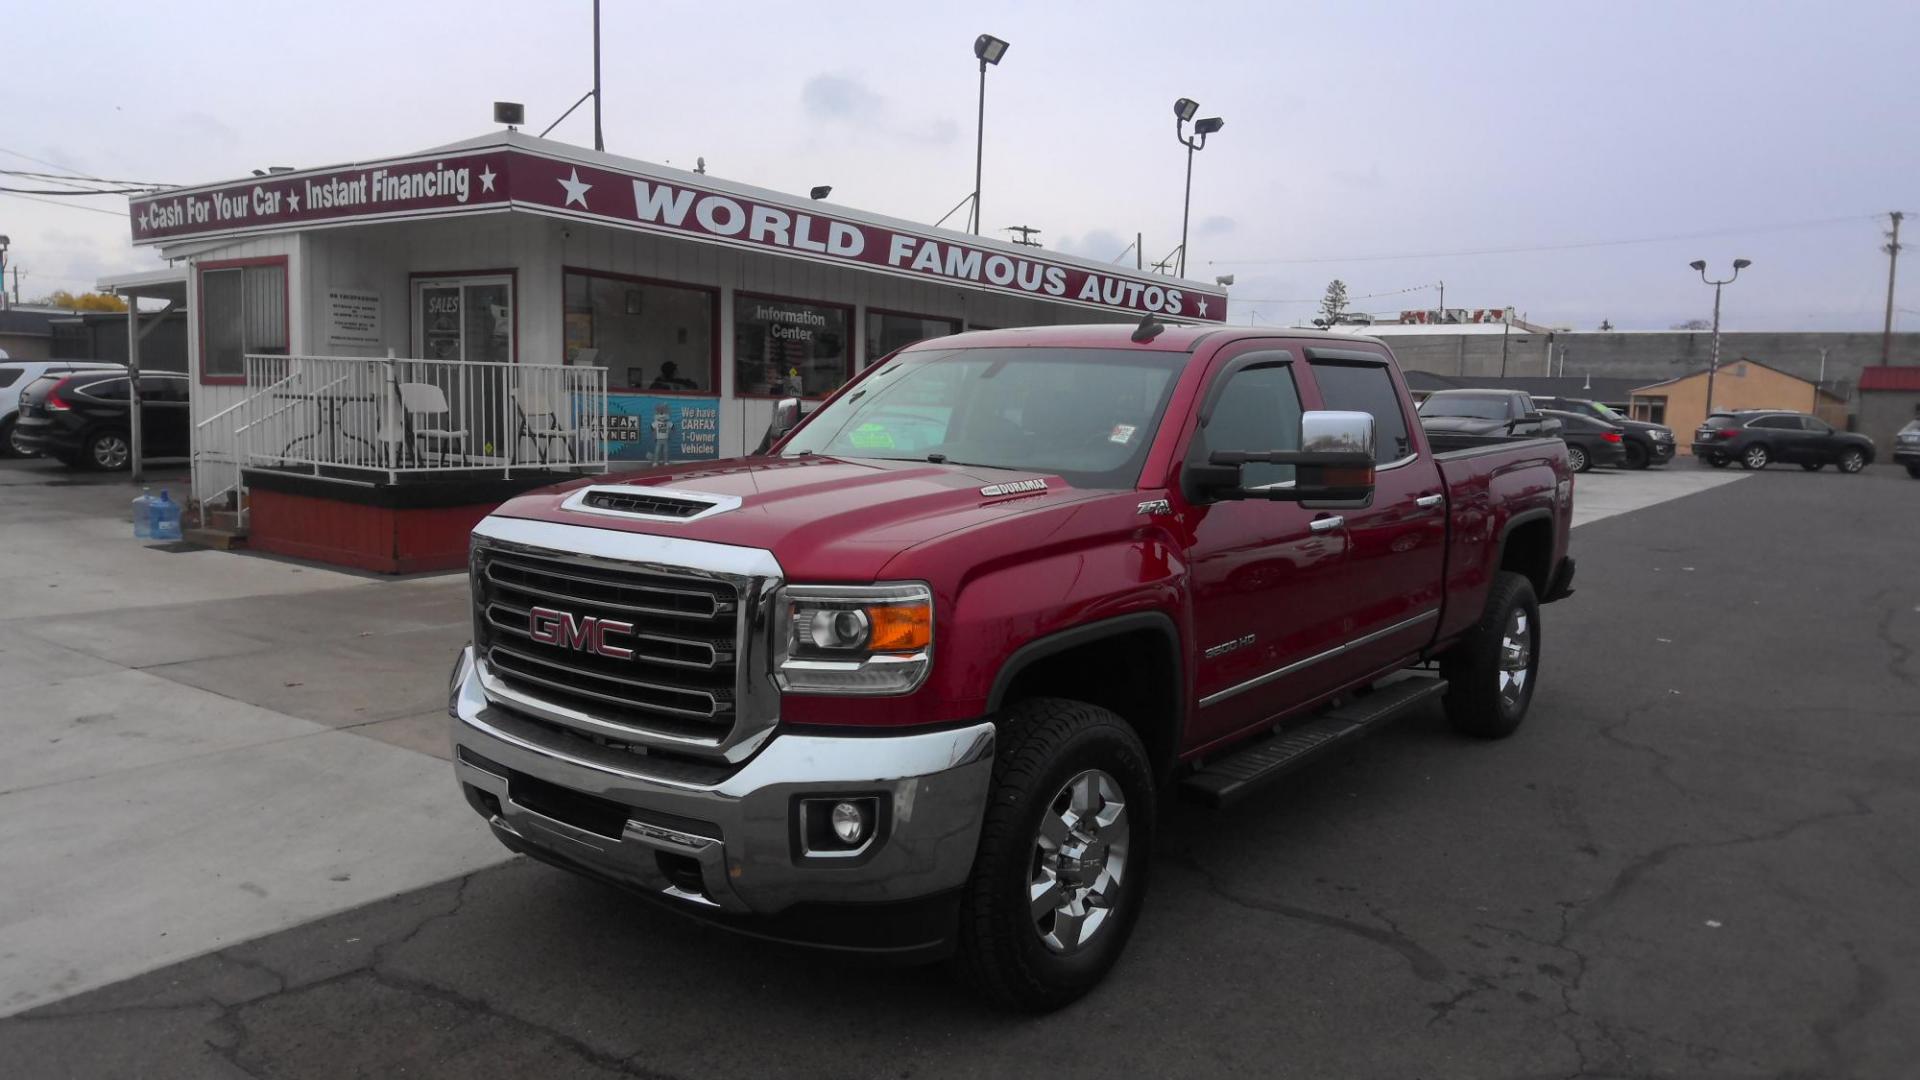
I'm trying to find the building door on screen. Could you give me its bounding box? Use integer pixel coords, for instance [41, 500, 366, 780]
[411, 276, 513, 462]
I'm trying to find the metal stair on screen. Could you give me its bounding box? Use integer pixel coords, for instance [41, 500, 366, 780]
[1181, 676, 1449, 806]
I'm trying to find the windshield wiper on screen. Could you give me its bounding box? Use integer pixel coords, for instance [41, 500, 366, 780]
[925, 453, 947, 464]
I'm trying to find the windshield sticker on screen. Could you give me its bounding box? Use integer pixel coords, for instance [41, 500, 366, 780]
[849, 423, 896, 449]
[1109, 423, 1137, 445]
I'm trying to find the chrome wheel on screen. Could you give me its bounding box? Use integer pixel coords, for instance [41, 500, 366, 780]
[1743, 445, 1769, 470]
[1840, 450, 1865, 473]
[1030, 769, 1130, 955]
[91, 433, 130, 470]
[1567, 445, 1587, 472]
[1498, 609, 1532, 714]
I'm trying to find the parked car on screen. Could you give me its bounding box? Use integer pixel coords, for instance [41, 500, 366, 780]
[447, 323, 1576, 1010]
[1691, 410, 1875, 472]
[1, 360, 125, 456]
[11, 370, 190, 470]
[1540, 408, 1626, 472]
[1531, 395, 1675, 469]
[1895, 420, 1920, 478]
[1416, 388, 1562, 452]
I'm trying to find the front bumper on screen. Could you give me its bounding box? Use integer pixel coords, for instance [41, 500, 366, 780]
[449, 647, 995, 954]
[1893, 444, 1920, 466]
[1647, 439, 1677, 463]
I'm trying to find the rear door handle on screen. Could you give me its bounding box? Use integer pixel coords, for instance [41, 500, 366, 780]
[1415, 494, 1444, 508]
[1309, 515, 1344, 533]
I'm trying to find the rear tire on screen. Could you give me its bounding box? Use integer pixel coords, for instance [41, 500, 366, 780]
[957, 698, 1156, 1013]
[0, 416, 15, 459]
[1740, 444, 1770, 470]
[84, 430, 132, 472]
[1623, 442, 1649, 470]
[1705, 455, 1730, 469]
[1441, 571, 1540, 740]
[1566, 444, 1590, 473]
[1907, 465, 1920, 479]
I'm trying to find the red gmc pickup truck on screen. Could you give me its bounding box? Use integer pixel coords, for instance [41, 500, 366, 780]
[448, 322, 1575, 1010]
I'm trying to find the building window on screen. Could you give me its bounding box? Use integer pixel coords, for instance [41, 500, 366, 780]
[200, 259, 287, 382]
[864, 310, 960, 368]
[1632, 396, 1667, 425]
[562, 270, 715, 392]
[734, 293, 850, 398]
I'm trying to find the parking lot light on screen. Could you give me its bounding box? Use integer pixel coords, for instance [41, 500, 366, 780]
[1691, 259, 1752, 415]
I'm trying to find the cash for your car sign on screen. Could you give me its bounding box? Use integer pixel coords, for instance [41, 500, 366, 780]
[604, 394, 721, 463]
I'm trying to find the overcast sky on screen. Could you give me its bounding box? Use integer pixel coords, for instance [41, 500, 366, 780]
[5, 0, 1916, 331]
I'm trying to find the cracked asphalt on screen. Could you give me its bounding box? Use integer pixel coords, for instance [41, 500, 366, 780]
[5, 465, 1918, 1078]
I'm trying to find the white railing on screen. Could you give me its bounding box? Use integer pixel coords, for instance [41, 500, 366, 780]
[237, 353, 609, 482]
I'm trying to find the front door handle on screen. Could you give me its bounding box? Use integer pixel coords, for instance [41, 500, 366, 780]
[1309, 515, 1345, 533]
[1415, 494, 1444, 509]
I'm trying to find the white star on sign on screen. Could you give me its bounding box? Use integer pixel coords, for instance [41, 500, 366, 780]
[478, 165, 497, 193]
[557, 168, 591, 208]
[1197, 297, 1209, 317]
[287, 192, 300, 212]
[137, 209, 149, 229]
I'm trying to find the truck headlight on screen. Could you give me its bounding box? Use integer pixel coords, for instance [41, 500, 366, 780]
[775, 583, 933, 695]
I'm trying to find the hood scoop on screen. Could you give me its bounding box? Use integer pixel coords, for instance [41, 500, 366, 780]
[562, 485, 742, 523]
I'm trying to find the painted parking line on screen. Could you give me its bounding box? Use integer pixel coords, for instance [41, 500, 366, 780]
[1570, 466, 1750, 529]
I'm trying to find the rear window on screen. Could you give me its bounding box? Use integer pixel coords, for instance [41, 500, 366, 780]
[1419, 393, 1511, 420]
[1701, 415, 1739, 429]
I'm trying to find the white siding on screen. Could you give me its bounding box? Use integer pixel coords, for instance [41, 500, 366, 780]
[182, 234, 298, 499]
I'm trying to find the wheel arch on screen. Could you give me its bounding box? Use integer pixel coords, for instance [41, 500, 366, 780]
[1497, 509, 1556, 598]
[986, 612, 1184, 781]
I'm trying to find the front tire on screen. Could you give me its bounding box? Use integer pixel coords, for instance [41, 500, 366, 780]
[1441, 571, 1540, 739]
[1838, 449, 1867, 474]
[1566, 444, 1590, 473]
[1740, 444, 1770, 470]
[1623, 441, 1649, 470]
[1907, 465, 1920, 479]
[957, 698, 1156, 1012]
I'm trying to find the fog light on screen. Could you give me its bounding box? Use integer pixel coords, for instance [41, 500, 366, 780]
[830, 801, 869, 845]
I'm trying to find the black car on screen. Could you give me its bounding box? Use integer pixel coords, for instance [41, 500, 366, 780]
[1894, 420, 1920, 479]
[1532, 395, 1675, 469]
[1416, 389, 1561, 452]
[1540, 409, 1626, 472]
[1691, 410, 1875, 473]
[12, 370, 191, 470]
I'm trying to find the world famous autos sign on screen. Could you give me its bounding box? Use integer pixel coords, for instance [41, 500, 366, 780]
[128, 142, 1227, 323]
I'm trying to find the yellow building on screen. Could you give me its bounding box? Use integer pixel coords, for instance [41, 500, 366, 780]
[1630, 359, 1848, 452]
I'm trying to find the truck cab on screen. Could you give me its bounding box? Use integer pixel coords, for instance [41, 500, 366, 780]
[448, 323, 1574, 1010]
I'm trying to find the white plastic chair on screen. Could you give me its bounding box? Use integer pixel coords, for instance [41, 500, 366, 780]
[513, 384, 577, 464]
[379, 381, 468, 466]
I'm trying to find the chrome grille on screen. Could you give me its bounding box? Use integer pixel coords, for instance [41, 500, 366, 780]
[474, 546, 744, 743]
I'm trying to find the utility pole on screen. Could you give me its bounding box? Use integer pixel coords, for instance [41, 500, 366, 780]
[1136, 232, 1143, 271]
[9, 266, 23, 306]
[592, 0, 605, 151]
[1499, 314, 1511, 377]
[1883, 211, 1903, 365]
[1436, 280, 1444, 320]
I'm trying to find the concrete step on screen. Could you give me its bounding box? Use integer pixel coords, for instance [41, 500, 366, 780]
[182, 527, 248, 551]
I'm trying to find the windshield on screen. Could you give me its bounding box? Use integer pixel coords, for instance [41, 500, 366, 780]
[779, 346, 1185, 489]
[1587, 401, 1626, 421]
[1419, 393, 1511, 420]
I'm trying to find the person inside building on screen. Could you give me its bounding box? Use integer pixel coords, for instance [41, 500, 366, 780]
[649, 361, 697, 391]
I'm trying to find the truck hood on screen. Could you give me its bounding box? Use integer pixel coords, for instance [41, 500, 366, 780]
[487, 455, 1106, 581]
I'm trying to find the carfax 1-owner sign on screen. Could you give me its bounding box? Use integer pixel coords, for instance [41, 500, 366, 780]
[129, 142, 1228, 323]
[603, 394, 722, 463]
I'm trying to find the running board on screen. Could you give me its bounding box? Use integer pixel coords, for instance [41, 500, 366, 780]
[1180, 676, 1449, 807]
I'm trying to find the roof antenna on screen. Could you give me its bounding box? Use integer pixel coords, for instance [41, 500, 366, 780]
[1132, 311, 1165, 343]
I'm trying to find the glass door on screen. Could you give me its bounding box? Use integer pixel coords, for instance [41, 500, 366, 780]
[411, 276, 513, 464]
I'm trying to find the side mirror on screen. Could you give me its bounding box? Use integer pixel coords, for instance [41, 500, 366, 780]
[1189, 410, 1378, 503]
[754, 397, 803, 455]
[1509, 411, 1545, 430]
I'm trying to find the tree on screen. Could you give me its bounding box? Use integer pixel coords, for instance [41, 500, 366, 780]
[37, 290, 127, 312]
[1318, 279, 1350, 326]
[1671, 318, 1712, 331]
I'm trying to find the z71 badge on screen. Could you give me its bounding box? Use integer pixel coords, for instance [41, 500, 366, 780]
[1136, 498, 1172, 516]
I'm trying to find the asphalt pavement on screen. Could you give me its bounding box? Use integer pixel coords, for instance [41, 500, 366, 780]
[2, 461, 1916, 1078]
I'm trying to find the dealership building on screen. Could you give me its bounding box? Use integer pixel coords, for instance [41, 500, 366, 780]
[110, 131, 1229, 570]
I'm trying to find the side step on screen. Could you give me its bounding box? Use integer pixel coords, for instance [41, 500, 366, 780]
[1180, 676, 1449, 807]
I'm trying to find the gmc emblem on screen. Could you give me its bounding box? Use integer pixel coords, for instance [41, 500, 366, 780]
[528, 605, 634, 659]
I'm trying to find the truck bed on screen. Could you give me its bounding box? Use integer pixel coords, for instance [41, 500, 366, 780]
[1431, 436, 1572, 645]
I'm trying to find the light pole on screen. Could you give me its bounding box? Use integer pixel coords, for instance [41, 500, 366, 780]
[970, 34, 1009, 235]
[1690, 258, 1751, 415]
[1173, 98, 1223, 278]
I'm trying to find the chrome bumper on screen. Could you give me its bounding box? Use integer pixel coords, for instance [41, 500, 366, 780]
[449, 647, 995, 920]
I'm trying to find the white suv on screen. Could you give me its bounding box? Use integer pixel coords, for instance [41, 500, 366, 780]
[2, 360, 126, 456]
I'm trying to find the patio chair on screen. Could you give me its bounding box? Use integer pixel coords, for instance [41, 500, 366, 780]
[378, 381, 467, 467]
[513, 384, 577, 465]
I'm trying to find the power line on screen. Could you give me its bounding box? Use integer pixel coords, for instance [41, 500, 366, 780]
[0, 184, 148, 196]
[1210, 213, 1881, 267]
[1232, 282, 1440, 306]
[0, 168, 168, 191]
[0, 190, 128, 217]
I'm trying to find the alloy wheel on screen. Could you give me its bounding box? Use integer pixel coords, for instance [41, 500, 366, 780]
[1498, 608, 1532, 715]
[1744, 446, 1769, 469]
[92, 435, 131, 470]
[1567, 446, 1587, 472]
[1840, 450, 1865, 473]
[1029, 769, 1130, 955]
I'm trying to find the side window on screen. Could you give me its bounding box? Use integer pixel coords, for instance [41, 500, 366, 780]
[1751, 415, 1795, 430]
[139, 376, 184, 402]
[1311, 362, 1413, 464]
[1199, 360, 1303, 489]
[1800, 416, 1832, 434]
[83, 378, 131, 401]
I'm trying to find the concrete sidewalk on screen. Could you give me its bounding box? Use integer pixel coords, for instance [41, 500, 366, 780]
[0, 460, 509, 1016]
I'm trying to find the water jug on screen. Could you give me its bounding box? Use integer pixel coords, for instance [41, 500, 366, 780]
[131, 487, 155, 539]
[150, 490, 184, 541]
